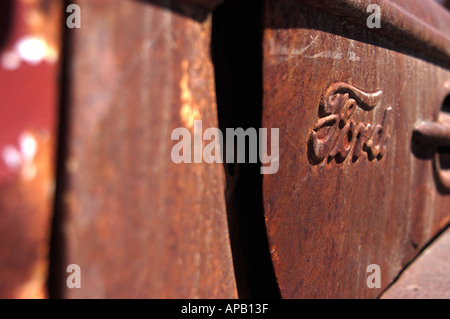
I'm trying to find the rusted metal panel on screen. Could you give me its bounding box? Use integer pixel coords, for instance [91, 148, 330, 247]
[54, 0, 237, 298]
[298, 0, 450, 65]
[381, 227, 450, 299]
[262, 0, 450, 298]
[0, 0, 61, 298]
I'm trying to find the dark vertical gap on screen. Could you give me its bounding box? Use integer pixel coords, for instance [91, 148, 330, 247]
[211, 0, 281, 299]
[47, 0, 72, 299]
[0, 0, 13, 51]
[438, 95, 450, 170]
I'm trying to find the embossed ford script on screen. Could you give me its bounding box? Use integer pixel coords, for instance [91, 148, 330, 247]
[308, 82, 392, 164]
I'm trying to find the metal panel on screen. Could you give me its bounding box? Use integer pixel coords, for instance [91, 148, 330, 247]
[262, 0, 450, 298]
[54, 0, 237, 298]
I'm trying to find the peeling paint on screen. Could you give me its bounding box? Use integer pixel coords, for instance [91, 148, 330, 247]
[348, 50, 361, 62]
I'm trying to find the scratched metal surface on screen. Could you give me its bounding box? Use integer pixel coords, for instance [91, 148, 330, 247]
[0, 0, 61, 298]
[54, 0, 237, 298]
[262, 0, 450, 298]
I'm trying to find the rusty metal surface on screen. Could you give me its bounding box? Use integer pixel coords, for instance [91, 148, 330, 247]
[262, 0, 450, 298]
[381, 227, 450, 299]
[414, 121, 450, 146]
[0, 0, 61, 298]
[54, 0, 237, 298]
[298, 0, 450, 66]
